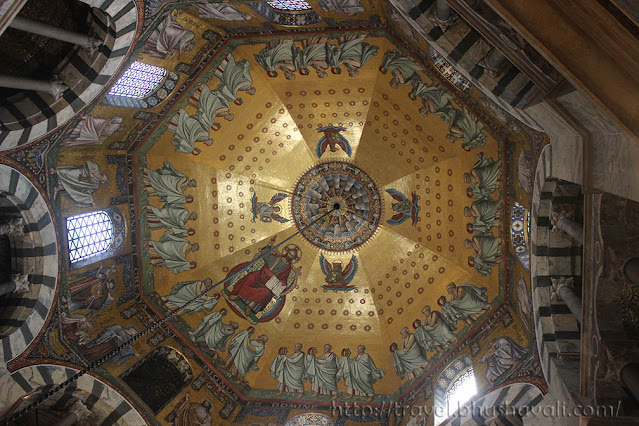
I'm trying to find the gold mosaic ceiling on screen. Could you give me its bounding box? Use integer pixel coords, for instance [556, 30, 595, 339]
[131, 30, 507, 400]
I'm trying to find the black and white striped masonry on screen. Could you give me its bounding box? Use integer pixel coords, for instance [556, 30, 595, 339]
[443, 383, 543, 426]
[0, 164, 58, 363]
[530, 145, 583, 389]
[6, 364, 145, 424]
[0, 0, 138, 151]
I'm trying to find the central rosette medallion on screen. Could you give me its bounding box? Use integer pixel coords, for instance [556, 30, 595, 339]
[291, 161, 382, 252]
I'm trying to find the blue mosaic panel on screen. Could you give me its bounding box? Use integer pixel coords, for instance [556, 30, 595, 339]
[66, 211, 113, 263]
[511, 201, 530, 270]
[267, 0, 312, 10]
[429, 48, 472, 93]
[108, 62, 167, 98]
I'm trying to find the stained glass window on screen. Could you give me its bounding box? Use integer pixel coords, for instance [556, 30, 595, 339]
[267, 0, 312, 11]
[444, 368, 477, 418]
[108, 61, 167, 99]
[429, 48, 473, 93]
[66, 211, 114, 263]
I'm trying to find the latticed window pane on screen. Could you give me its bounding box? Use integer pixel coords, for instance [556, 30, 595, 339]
[444, 368, 477, 417]
[108, 62, 167, 98]
[66, 211, 114, 263]
[430, 49, 473, 93]
[267, 0, 312, 10]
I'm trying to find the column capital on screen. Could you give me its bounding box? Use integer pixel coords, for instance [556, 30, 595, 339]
[551, 276, 575, 299]
[69, 399, 91, 422]
[50, 76, 67, 101]
[10, 274, 30, 294]
[550, 206, 575, 232]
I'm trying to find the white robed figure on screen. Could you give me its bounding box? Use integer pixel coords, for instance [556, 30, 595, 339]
[254, 41, 296, 79]
[62, 115, 123, 147]
[168, 109, 212, 155]
[326, 36, 379, 77]
[191, 85, 233, 131]
[416, 306, 456, 353]
[442, 282, 490, 325]
[444, 107, 487, 150]
[410, 81, 455, 119]
[294, 37, 329, 78]
[145, 204, 196, 237]
[305, 345, 339, 398]
[380, 49, 423, 88]
[162, 279, 217, 313]
[214, 54, 256, 105]
[465, 199, 500, 234]
[143, 161, 196, 205]
[466, 232, 501, 276]
[391, 327, 429, 380]
[224, 328, 268, 381]
[196, 3, 252, 21]
[190, 309, 238, 357]
[464, 152, 501, 200]
[52, 161, 108, 207]
[147, 232, 199, 273]
[273, 343, 306, 396]
[337, 345, 384, 401]
[142, 14, 196, 59]
[480, 337, 528, 383]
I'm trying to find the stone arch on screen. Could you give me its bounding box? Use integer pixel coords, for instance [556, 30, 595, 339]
[0, 164, 58, 363]
[440, 382, 543, 425]
[1, 363, 146, 424]
[0, 0, 138, 150]
[530, 144, 583, 400]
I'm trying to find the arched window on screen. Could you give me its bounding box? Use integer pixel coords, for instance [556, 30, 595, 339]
[434, 355, 477, 425]
[429, 47, 472, 93]
[267, 0, 312, 10]
[65, 208, 126, 268]
[108, 61, 167, 98]
[66, 211, 113, 263]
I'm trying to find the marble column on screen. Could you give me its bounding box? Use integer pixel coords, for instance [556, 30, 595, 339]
[0, 274, 30, 297]
[482, 48, 507, 77]
[551, 276, 582, 324]
[0, 218, 24, 237]
[430, 0, 456, 31]
[551, 208, 584, 245]
[0, 75, 67, 100]
[8, 16, 101, 54]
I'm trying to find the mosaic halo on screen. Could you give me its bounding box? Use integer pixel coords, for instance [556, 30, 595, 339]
[291, 161, 382, 252]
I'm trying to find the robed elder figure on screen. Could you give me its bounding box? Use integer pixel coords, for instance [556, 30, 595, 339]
[224, 236, 302, 322]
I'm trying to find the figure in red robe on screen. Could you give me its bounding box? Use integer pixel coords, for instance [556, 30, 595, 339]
[227, 237, 302, 317]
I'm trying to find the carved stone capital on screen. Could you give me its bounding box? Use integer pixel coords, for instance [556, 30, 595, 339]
[551, 276, 575, 300]
[69, 399, 91, 422]
[550, 206, 575, 232]
[428, 9, 458, 32]
[49, 76, 68, 101]
[11, 273, 30, 294]
[83, 37, 103, 57]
